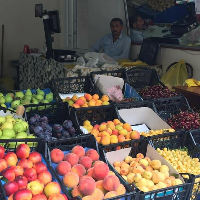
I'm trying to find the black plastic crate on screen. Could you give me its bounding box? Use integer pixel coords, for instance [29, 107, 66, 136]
[190, 129, 200, 147]
[149, 131, 200, 200]
[46, 134, 137, 200]
[51, 76, 99, 102]
[125, 67, 165, 90]
[0, 138, 79, 200]
[115, 100, 156, 111]
[24, 102, 83, 141]
[153, 96, 191, 120]
[90, 69, 127, 96]
[70, 104, 121, 127]
[99, 138, 191, 200]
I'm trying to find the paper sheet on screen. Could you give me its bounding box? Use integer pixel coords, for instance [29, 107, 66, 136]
[59, 93, 86, 99]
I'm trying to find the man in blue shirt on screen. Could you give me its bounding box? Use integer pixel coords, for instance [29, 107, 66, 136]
[89, 18, 131, 61]
[129, 14, 145, 43]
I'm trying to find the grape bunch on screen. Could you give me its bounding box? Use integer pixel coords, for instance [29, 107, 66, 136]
[139, 85, 178, 99]
[29, 114, 76, 141]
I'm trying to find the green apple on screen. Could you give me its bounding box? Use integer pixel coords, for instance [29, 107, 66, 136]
[16, 132, 27, 138]
[1, 122, 13, 130]
[13, 122, 25, 133]
[5, 95, 13, 103]
[2, 129, 15, 138]
[0, 116, 5, 125]
[0, 97, 5, 104]
[21, 121, 29, 131]
[11, 100, 20, 108]
[25, 89, 32, 96]
[15, 91, 24, 99]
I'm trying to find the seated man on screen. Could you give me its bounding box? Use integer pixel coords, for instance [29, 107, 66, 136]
[129, 14, 145, 42]
[89, 18, 131, 61]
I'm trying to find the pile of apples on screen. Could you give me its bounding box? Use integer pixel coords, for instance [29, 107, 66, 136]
[50, 146, 126, 199]
[113, 153, 183, 193]
[63, 94, 110, 108]
[82, 119, 140, 145]
[140, 129, 175, 137]
[0, 115, 36, 146]
[0, 144, 68, 200]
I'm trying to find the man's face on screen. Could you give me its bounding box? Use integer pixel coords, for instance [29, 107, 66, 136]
[110, 21, 123, 37]
[135, 17, 144, 30]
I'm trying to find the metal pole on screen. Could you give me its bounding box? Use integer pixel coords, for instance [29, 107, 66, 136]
[123, 0, 130, 36]
[1, 24, 4, 77]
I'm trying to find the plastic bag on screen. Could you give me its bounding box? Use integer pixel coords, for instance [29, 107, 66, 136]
[161, 60, 188, 90]
[77, 56, 85, 67]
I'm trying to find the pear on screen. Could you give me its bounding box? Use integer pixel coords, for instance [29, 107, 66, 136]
[35, 94, 43, 102]
[24, 95, 32, 101]
[13, 122, 25, 133]
[0, 97, 5, 104]
[1, 122, 13, 130]
[15, 91, 24, 99]
[5, 94, 13, 103]
[46, 92, 53, 102]
[32, 98, 39, 104]
[27, 134, 37, 147]
[1, 104, 6, 108]
[21, 100, 30, 105]
[37, 88, 45, 96]
[6, 118, 15, 124]
[11, 100, 20, 108]
[0, 116, 5, 125]
[2, 129, 15, 138]
[0, 93, 3, 97]
[21, 121, 29, 131]
[25, 89, 32, 96]
[16, 132, 27, 138]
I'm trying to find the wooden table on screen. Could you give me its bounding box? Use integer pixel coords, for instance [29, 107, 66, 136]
[173, 86, 200, 110]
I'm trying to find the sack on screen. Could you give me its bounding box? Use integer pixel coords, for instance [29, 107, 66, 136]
[161, 60, 188, 90]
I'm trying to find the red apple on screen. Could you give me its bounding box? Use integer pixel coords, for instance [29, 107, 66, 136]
[62, 194, 68, 200]
[44, 182, 61, 197]
[48, 193, 66, 200]
[33, 162, 47, 174]
[23, 168, 37, 182]
[13, 189, 32, 200]
[0, 145, 5, 158]
[3, 181, 19, 197]
[0, 158, 7, 172]
[2, 168, 15, 181]
[32, 194, 47, 200]
[16, 144, 30, 159]
[28, 152, 42, 164]
[37, 170, 52, 185]
[17, 158, 33, 169]
[50, 149, 64, 163]
[14, 175, 28, 189]
[4, 152, 18, 166]
[11, 166, 23, 176]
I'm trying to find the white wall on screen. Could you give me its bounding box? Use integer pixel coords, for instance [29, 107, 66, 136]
[0, 0, 60, 77]
[130, 45, 200, 80]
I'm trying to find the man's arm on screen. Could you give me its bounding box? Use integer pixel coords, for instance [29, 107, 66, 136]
[89, 36, 105, 52]
[112, 37, 131, 60]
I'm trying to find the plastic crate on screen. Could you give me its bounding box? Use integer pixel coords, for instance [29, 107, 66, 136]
[46, 134, 137, 200]
[99, 138, 191, 200]
[125, 67, 165, 90]
[90, 69, 127, 96]
[149, 131, 200, 200]
[153, 96, 192, 120]
[51, 76, 98, 102]
[24, 102, 83, 141]
[0, 138, 79, 200]
[190, 129, 200, 147]
[70, 104, 121, 127]
[115, 100, 156, 111]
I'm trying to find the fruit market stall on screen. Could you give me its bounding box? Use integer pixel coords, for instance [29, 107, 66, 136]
[19, 53, 163, 90]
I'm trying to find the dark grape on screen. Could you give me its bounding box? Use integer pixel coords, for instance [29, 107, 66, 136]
[55, 132, 62, 139]
[44, 129, 52, 137]
[44, 134, 51, 141]
[63, 120, 73, 130]
[34, 114, 41, 122]
[40, 116, 48, 123]
[39, 122, 47, 130]
[46, 125, 52, 132]
[29, 117, 36, 125]
[68, 127, 75, 135]
[62, 130, 70, 138]
[53, 124, 63, 133]
[33, 126, 43, 136]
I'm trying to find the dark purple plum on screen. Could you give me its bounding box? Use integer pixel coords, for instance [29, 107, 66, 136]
[34, 114, 41, 122]
[40, 116, 48, 123]
[62, 130, 70, 138]
[33, 126, 43, 136]
[29, 117, 36, 125]
[55, 132, 62, 139]
[63, 120, 73, 130]
[46, 125, 52, 132]
[68, 127, 75, 135]
[39, 122, 47, 130]
[53, 124, 63, 133]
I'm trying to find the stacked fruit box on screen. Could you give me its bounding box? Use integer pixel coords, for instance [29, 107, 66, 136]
[46, 134, 138, 200]
[0, 138, 75, 200]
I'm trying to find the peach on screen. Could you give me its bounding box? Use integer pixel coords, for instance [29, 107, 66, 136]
[104, 191, 118, 199]
[91, 188, 104, 200]
[93, 124, 100, 130]
[82, 196, 92, 200]
[116, 146, 121, 150]
[126, 132, 131, 139]
[73, 103, 81, 108]
[86, 149, 99, 161]
[137, 178, 148, 188]
[71, 145, 85, 158]
[152, 172, 165, 184]
[101, 95, 109, 102]
[101, 131, 110, 138]
[114, 167, 120, 174]
[92, 94, 99, 100]
[113, 119, 121, 125]
[76, 99, 85, 106]
[144, 157, 151, 164]
[121, 162, 129, 169]
[72, 94, 78, 102]
[96, 180, 107, 195]
[83, 120, 91, 126]
[79, 96, 86, 102]
[101, 136, 110, 145]
[0, 159, 8, 172]
[150, 160, 162, 170]
[37, 171, 52, 185]
[136, 153, 144, 159]
[150, 185, 158, 191]
[160, 165, 169, 173]
[146, 166, 153, 172]
[117, 135, 125, 143]
[162, 170, 169, 179]
[115, 125, 123, 131]
[110, 135, 118, 144]
[99, 124, 107, 132]
[64, 153, 79, 166]
[157, 182, 167, 189]
[12, 166, 23, 176]
[79, 156, 92, 169]
[105, 128, 112, 135]
[48, 194, 65, 200]
[93, 163, 109, 180]
[116, 184, 126, 195]
[86, 167, 94, 177]
[84, 94, 92, 101]
[16, 144, 30, 159]
[139, 159, 148, 167]
[44, 182, 61, 198]
[165, 178, 173, 187]
[93, 161, 104, 167]
[108, 171, 115, 176]
[112, 129, 119, 136]
[56, 161, 71, 176]
[120, 168, 129, 176]
[50, 149, 64, 164]
[125, 156, 133, 164]
[91, 129, 99, 135]
[17, 159, 33, 169]
[107, 122, 115, 131]
[95, 100, 102, 106]
[79, 176, 96, 196]
[103, 175, 120, 191]
[139, 186, 150, 192]
[113, 161, 121, 168]
[146, 180, 154, 189]
[63, 172, 79, 188]
[172, 179, 183, 186]
[96, 137, 101, 144]
[81, 103, 88, 107]
[127, 173, 135, 183]
[130, 161, 139, 168]
[130, 131, 140, 140]
[134, 173, 142, 182]
[4, 152, 18, 166]
[71, 164, 86, 177]
[88, 99, 96, 107]
[142, 171, 153, 180]
[123, 123, 132, 132]
[132, 166, 144, 174]
[72, 186, 84, 198]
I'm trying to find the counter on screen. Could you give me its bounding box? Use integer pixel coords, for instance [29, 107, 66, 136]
[19, 53, 163, 90]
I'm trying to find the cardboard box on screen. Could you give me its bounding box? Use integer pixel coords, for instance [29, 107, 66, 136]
[118, 107, 171, 131]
